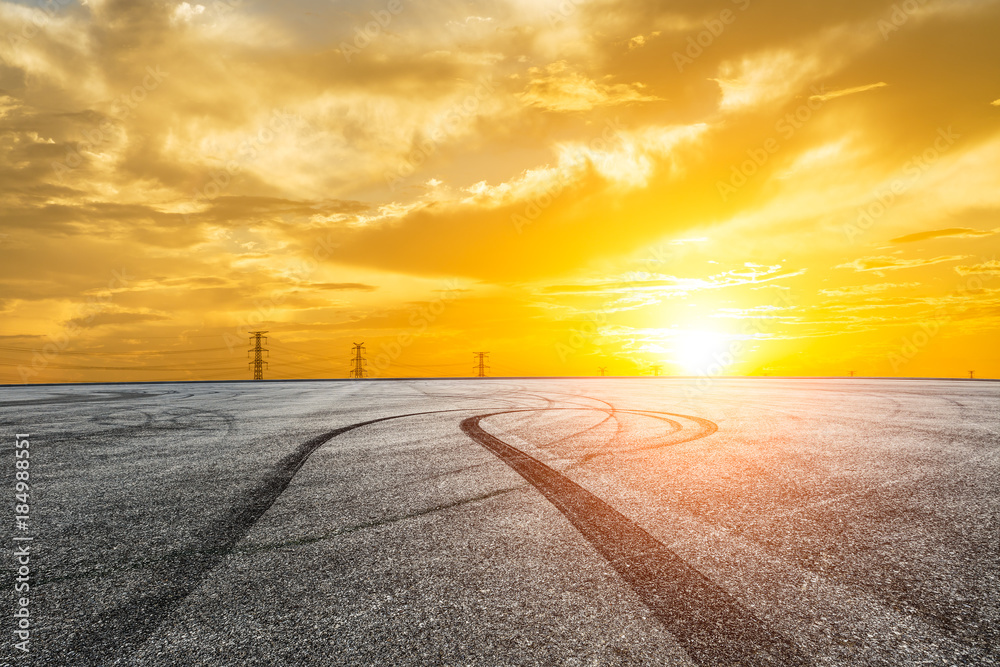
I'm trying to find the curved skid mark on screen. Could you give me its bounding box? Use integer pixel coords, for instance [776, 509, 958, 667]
[68, 402, 717, 664]
[468, 406, 710, 464]
[577, 416, 685, 465]
[538, 410, 616, 449]
[500, 406, 618, 450]
[461, 412, 807, 667]
[0, 390, 165, 409]
[65, 406, 512, 663]
[614, 410, 719, 456]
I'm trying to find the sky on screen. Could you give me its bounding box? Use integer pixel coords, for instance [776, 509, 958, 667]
[1, 0, 999, 383]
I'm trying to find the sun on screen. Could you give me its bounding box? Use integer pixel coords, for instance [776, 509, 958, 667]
[672, 329, 733, 376]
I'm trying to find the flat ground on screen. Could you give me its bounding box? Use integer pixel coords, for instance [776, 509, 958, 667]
[1, 378, 998, 666]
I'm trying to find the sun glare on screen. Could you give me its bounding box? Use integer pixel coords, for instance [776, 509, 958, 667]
[672, 329, 733, 376]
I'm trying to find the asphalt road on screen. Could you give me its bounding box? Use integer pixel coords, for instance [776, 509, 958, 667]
[1, 378, 998, 666]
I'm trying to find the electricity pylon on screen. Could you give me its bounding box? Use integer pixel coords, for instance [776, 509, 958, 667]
[849, 370, 855, 377]
[473, 352, 490, 377]
[969, 370, 975, 380]
[248, 331, 268, 380]
[599, 367, 607, 377]
[349, 342, 367, 379]
[650, 365, 662, 377]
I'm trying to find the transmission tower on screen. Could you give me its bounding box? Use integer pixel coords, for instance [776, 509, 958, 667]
[849, 370, 855, 377]
[650, 364, 662, 377]
[349, 342, 367, 379]
[599, 366, 607, 377]
[248, 331, 268, 380]
[969, 370, 975, 380]
[473, 352, 490, 377]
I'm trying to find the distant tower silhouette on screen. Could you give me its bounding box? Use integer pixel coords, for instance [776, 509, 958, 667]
[473, 352, 490, 377]
[849, 370, 855, 377]
[248, 331, 268, 380]
[599, 367, 607, 377]
[969, 370, 975, 380]
[349, 343, 367, 378]
[650, 365, 662, 377]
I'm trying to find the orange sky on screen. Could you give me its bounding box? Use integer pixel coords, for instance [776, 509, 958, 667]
[1, 0, 998, 382]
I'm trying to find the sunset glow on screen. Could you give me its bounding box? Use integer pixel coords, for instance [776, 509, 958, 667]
[1, 0, 998, 382]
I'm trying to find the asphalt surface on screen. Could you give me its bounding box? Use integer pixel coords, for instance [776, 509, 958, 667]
[1, 378, 998, 666]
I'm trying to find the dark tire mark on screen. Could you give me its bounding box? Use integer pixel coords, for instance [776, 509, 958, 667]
[623, 410, 719, 450]
[0, 390, 168, 409]
[65, 407, 496, 664]
[67, 401, 719, 664]
[241, 485, 526, 554]
[44, 485, 526, 586]
[462, 412, 808, 667]
[574, 416, 684, 466]
[577, 410, 713, 464]
[539, 409, 616, 449]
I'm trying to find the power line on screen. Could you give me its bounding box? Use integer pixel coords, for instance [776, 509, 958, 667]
[266, 340, 335, 360]
[0, 363, 240, 372]
[390, 361, 468, 368]
[273, 359, 334, 374]
[0, 345, 231, 356]
[248, 331, 268, 381]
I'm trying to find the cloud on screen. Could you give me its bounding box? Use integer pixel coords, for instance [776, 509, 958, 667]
[4, 0, 1000, 380]
[889, 227, 998, 243]
[712, 46, 833, 111]
[308, 282, 379, 291]
[955, 260, 1000, 275]
[517, 61, 661, 112]
[819, 282, 919, 296]
[809, 81, 887, 102]
[66, 311, 169, 329]
[836, 255, 968, 272]
[542, 265, 806, 295]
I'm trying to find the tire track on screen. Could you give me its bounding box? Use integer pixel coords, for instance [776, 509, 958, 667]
[462, 411, 807, 667]
[578, 410, 714, 464]
[0, 389, 168, 409]
[64, 407, 499, 664]
[66, 402, 722, 664]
